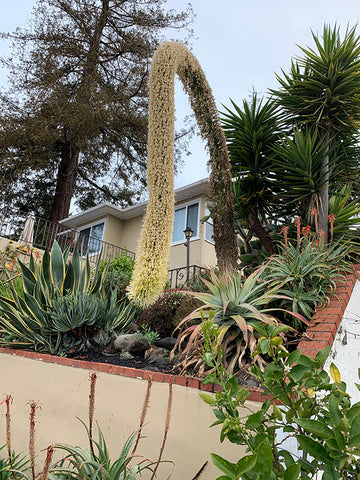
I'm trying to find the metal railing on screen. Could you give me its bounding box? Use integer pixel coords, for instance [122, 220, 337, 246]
[0, 210, 135, 264]
[1, 209, 207, 287]
[167, 265, 207, 290]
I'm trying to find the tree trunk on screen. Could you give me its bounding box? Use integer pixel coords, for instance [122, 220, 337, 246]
[247, 210, 274, 255]
[318, 131, 330, 241]
[49, 0, 110, 223]
[49, 143, 79, 222]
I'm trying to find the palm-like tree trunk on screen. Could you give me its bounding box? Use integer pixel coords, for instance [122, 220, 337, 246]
[318, 131, 330, 241]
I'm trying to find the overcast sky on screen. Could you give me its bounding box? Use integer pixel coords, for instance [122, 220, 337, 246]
[1, 0, 360, 191]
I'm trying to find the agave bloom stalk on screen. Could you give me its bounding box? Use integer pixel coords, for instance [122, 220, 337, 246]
[128, 42, 237, 307]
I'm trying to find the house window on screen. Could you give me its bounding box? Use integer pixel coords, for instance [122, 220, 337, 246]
[172, 201, 199, 243]
[78, 222, 105, 255]
[205, 207, 214, 244]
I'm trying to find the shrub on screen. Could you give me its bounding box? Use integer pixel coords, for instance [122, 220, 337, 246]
[139, 291, 184, 337]
[200, 321, 360, 480]
[101, 251, 135, 301]
[262, 232, 352, 329]
[172, 269, 303, 376]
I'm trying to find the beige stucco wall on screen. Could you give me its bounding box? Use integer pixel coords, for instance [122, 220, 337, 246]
[119, 215, 144, 254]
[66, 192, 217, 269]
[201, 239, 217, 269]
[0, 353, 260, 479]
[102, 214, 123, 246]
[168, 239, 202, 270]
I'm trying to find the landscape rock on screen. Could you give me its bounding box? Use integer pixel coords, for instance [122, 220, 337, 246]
[120, 352, 134, 360]
[113, 333, 150, 356]
[154, 337, 177, 350]
[145, 347, 172, 367]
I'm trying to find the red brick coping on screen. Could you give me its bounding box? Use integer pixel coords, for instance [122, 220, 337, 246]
[297, 267, 359, 359]
[1, 267, 358, 404]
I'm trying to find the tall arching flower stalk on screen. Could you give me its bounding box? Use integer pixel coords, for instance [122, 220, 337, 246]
[128, 42, 238, 307]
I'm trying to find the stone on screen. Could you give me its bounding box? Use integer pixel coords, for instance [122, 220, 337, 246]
[113, 333, 150, 356]
[120, 352, 134, 360]
[155, 337, 177, 350]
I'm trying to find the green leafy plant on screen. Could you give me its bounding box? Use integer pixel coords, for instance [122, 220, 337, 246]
[172, 269, 301, 376]
[0, 241, 133, 353]
[101, 251, 135, 301]
[53, 423, 154, 480]
[262, 231, 351, 327]
[200, 320, 360, 480]
[0, 444, 30, 480]
[135, 324, 160, 346]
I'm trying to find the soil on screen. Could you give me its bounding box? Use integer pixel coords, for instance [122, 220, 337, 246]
[67, 348, 175, 373]
[67, 347, 263, 388]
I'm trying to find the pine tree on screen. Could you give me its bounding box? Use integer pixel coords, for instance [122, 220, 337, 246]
[0, 0, 193, 220]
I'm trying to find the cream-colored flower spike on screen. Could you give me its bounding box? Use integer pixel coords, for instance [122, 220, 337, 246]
[128, 42, 238, 307]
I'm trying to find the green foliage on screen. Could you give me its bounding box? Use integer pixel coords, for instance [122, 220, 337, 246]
[139, 291, 184, 337]
[54, 420, 154, 480]
[0, 241, 133, 354]
[0, 445, 29, 480]
[173, 270, 294, 375]
[201, 321, 360, 480]
[222, 95, 283, 218]
[101, 251, 135, 301]
[329, 185, 360, 237]
[272, 128, 330, 220]
[262, 234, 351, 328]
[135, 324, 160, 346]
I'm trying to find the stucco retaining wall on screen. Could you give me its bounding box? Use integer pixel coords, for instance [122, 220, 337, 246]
[0, 350, 262, 479]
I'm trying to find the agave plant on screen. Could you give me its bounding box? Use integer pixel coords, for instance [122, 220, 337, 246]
[172, 269, 298, 375]
[0, 241, 134, 354]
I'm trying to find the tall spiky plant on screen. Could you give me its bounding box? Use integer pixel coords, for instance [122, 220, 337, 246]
[272, 24, 360, 240]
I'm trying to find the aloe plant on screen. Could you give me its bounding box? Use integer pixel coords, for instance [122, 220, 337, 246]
[172, 269, 300, 375]
[0, 241, 134, 354]
[262, 236, 351, 327]
[53, 423, 154, 480]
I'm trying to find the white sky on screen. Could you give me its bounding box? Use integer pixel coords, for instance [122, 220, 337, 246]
[1, 0, 360, 190]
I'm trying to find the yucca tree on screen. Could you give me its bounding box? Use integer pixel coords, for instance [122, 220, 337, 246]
[272, 24, 360, 240]
[222, 94, 285, 254]
[273, 127, 330, 220]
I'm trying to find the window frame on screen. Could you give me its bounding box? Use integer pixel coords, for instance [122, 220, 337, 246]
[204, 205, 215, 244]
[77, 219, 106, 256]
[171, 198, 201, 245]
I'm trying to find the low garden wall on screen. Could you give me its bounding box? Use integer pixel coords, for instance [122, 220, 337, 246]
[0, 350, 263, 479]
[0, 270, 358, 479]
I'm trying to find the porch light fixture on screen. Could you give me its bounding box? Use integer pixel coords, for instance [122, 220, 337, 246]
[184, 226, 194, 286]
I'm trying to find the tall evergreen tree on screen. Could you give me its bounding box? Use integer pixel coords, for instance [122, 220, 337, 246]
[0, 0, 193, 221]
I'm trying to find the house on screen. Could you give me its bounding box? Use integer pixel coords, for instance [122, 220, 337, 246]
[59, 178, 216, 273]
